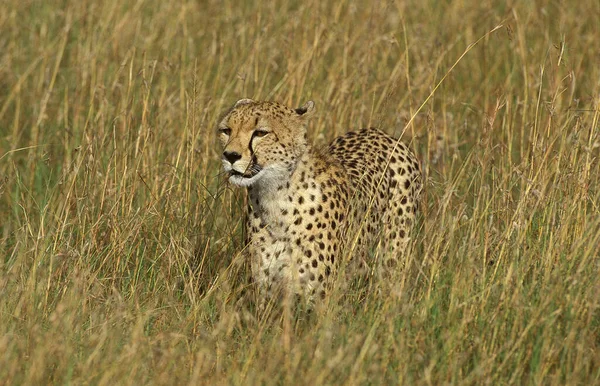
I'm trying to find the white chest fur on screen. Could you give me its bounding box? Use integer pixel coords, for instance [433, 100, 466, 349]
[246, 158, 324, 294]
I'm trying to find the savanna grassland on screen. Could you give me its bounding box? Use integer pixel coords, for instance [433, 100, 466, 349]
[1, 0, 599, 384]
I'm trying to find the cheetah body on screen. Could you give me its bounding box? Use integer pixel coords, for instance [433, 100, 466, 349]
[218, 99, 421, 305]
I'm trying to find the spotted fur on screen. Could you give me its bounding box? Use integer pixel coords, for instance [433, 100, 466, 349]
[218, 99, 422, 307]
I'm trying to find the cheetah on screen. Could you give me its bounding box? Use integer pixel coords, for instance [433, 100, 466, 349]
[218, 99, 421, 307]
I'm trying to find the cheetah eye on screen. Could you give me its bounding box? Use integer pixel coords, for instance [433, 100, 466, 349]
[219, 127, 232, 136]
[253, 129, 269, 138]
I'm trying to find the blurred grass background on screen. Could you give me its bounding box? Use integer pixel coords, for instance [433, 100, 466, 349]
[1, 0, 599, 384]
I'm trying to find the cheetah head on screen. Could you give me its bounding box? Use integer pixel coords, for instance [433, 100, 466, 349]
[218, 99, 315, 187]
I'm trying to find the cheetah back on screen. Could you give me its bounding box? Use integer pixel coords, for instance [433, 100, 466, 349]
[328, 128, 422, 269]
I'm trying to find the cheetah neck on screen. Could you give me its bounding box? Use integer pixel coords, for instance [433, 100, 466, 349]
[247, 151, 317, 230]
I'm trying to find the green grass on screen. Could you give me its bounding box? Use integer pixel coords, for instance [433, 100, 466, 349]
[1, 0, 599, 384]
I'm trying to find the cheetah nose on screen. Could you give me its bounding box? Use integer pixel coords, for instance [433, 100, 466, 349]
[223, 151, 242, 164]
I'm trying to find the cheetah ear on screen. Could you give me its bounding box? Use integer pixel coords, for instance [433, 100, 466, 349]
[234, 98, 255, 108]
[295, 100, 315, 118]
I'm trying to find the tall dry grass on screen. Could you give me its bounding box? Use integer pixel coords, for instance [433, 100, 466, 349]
[1, 0, 599, 384]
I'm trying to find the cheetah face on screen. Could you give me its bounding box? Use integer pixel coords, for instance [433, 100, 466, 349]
[218, 99, 315, 187]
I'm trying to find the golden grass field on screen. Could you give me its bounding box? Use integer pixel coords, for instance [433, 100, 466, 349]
[1, 0, 599, 384]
